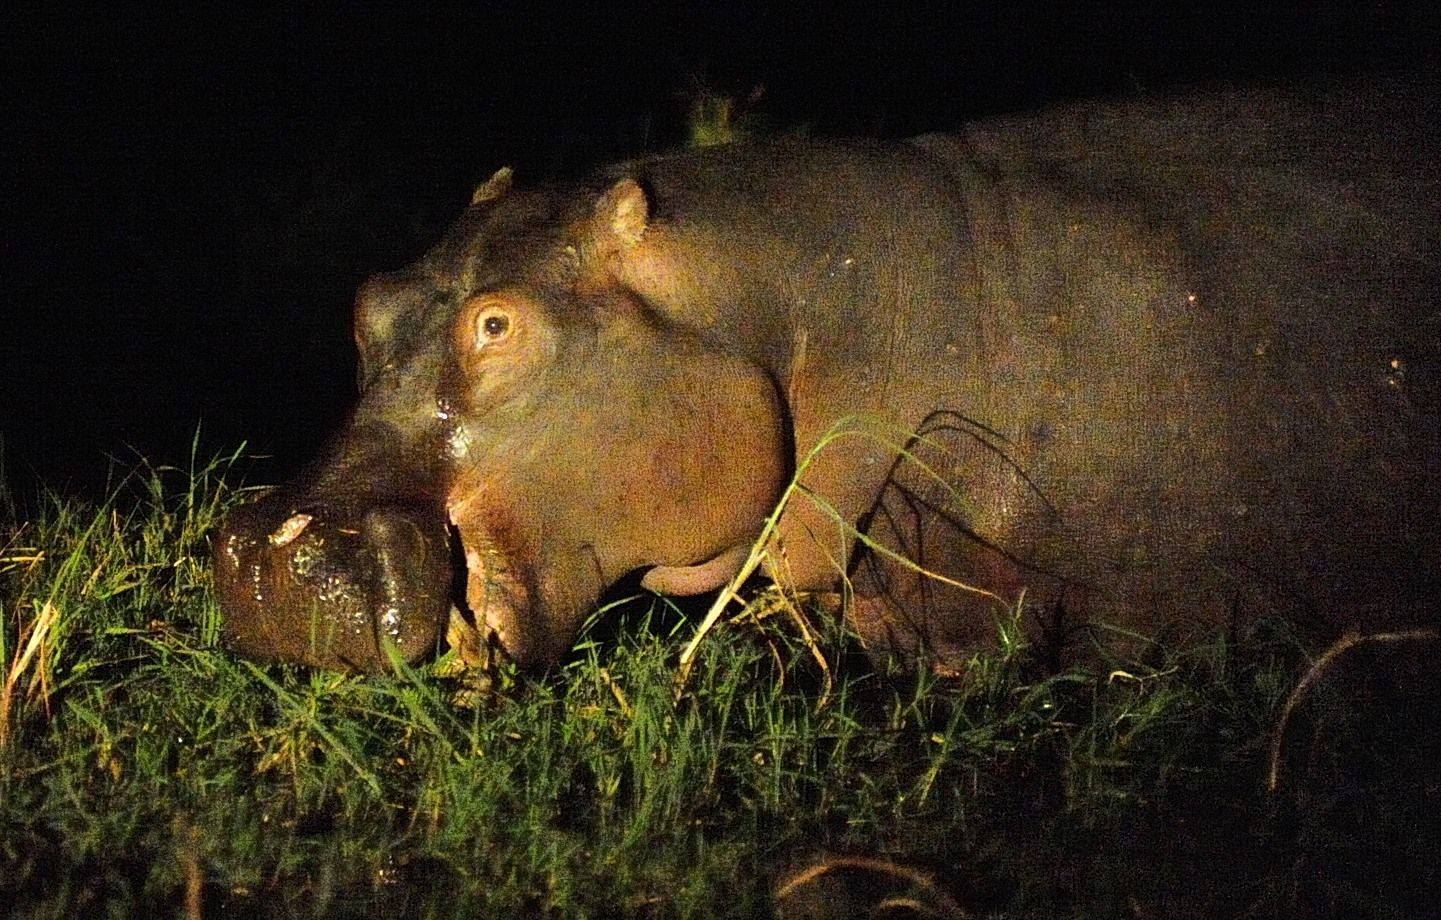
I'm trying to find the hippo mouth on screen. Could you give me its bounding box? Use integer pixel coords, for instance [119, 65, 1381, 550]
[215, 474, 762, 671]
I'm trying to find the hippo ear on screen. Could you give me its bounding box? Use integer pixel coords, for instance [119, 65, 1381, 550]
[471, 167, 513, 205]
[594, 177, 649, 248]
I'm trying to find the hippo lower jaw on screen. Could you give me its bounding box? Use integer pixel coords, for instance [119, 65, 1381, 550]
[213, 494, 454, 672]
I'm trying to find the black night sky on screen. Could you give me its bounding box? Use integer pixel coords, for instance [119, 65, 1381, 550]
[2, 3, 1436, 500]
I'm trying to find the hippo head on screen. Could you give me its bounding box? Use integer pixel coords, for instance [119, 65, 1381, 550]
[214, 170, 786, 671]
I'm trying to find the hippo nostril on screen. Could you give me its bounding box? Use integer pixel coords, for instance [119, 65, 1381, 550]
[362, 508, 433, 563]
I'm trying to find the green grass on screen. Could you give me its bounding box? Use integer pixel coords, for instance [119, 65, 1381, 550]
[2, 452, 1433, 918]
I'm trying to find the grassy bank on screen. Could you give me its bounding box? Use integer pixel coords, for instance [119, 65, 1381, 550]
[1, 456, 1434, 918]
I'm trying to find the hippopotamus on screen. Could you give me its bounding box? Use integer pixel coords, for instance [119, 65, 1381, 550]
[213, 78, 1440, 673]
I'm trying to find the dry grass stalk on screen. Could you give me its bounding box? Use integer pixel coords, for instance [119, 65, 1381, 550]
[1267, 627, 1441, 793]
[0, 599, 60, 748]
[774, 853, 972, 919]
[173, 814, 205, 920]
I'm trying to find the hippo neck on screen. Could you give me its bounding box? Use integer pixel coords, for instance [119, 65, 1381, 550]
[613, 140, 993, 415]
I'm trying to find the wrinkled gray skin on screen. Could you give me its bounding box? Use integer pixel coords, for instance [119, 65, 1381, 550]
[214, 79, 1440, 673]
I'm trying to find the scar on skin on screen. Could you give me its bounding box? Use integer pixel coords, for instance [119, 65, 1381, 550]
[269, 513, 313, 547]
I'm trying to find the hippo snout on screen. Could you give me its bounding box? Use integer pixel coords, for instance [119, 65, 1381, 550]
[213, 494, 453, 672]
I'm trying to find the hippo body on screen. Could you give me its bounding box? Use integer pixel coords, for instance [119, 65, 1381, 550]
[214, 79, 1440, 672]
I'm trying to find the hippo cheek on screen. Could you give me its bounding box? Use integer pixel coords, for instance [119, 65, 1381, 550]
[213, 496, 452, 672]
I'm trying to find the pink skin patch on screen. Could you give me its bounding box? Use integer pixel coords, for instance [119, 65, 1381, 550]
[641, 544, 750, 595]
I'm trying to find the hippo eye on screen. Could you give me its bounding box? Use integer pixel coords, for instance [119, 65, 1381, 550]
[475, 308, 512, 347]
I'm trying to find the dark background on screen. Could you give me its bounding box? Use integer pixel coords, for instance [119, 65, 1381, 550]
[2, 3, 1436, 501]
